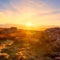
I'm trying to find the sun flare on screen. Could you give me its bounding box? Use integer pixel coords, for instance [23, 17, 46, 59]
[25, 22, 32, 27]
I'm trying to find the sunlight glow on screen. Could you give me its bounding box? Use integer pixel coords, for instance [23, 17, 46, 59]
[25, 22, 33, 27]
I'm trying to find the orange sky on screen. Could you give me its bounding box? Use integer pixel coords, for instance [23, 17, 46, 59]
[0, 0, 60, 27]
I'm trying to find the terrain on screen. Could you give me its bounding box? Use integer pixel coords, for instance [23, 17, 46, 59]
[0, 27, 60, 60]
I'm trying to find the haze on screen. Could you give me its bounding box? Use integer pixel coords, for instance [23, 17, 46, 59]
[0, 0, 60, 27]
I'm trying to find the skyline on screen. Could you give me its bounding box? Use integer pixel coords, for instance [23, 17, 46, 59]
[0, 0, 60, 26]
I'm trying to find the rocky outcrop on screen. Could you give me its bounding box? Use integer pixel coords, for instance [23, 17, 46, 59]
[43, 27, 60, 43]
[42, 27, 60, 60]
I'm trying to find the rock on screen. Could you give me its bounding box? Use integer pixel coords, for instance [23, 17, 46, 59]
[55, 57, 60, 60]
[44, 27, 60, 43]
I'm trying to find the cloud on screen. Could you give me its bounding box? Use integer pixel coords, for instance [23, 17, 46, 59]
[0, 12, 11, 24]
[0, 0, 60, 26]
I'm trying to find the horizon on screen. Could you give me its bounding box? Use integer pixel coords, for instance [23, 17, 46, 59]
[0, 23, 60, 31]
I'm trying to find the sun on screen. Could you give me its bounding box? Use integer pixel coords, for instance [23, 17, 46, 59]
[25, 22, 32, 27]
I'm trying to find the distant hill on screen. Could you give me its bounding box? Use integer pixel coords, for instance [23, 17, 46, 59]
[0, 24, 25, 29]
[0, 24, 57, 31]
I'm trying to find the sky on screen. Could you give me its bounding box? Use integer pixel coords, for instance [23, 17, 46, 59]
[0, 0, 60, 26]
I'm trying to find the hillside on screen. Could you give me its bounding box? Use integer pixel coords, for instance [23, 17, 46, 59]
[0, 27, 60, 60]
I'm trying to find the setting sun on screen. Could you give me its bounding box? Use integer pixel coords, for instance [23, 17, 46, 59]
[25, 22, 33, 27]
